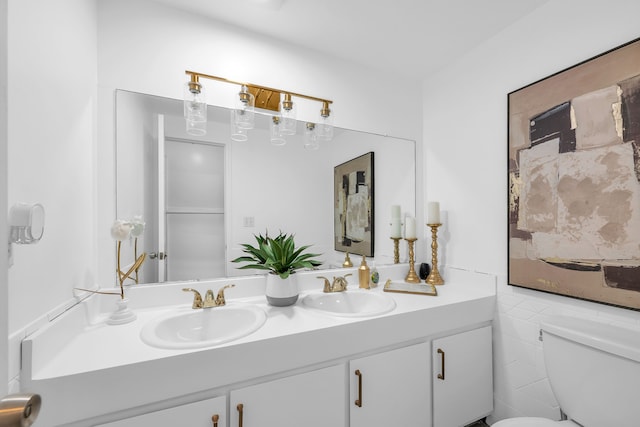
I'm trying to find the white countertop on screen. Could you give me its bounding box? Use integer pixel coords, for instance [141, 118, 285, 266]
[21, 266, 496, 426]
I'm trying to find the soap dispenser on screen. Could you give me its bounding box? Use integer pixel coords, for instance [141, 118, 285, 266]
[342, 252, 353, 268]
[370, 261, 379, 287]
[358, 255, 370, 289]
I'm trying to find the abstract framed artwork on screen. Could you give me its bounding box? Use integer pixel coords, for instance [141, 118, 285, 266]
[508, 37, 640, 310]
[334, 152, 375, 257]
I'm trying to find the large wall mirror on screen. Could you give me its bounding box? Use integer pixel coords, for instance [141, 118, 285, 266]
[116, 90, 415, 285]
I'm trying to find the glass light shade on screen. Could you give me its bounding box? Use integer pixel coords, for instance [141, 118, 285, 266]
[270, 117, 286, 146]
[279, 95, 297, 135]
[304, 123, 319, 151]
[316, 113, 333, 141]
[230, 113, 248, 142]
[233, 85, 255, 130]
[183, 81, 207, 136]
[186, 119, 207, 136]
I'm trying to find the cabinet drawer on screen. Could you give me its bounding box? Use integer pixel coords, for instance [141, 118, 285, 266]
[95, 395, 226, 427]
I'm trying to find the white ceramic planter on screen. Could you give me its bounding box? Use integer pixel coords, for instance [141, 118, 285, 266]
[265, 273, 299, 306]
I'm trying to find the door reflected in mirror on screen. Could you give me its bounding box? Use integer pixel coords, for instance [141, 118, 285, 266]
[116, 90, 415, 285]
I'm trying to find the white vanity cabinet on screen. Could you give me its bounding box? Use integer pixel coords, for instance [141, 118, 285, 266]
[92, 332, 490, 427]
[432, 325, 493, 427]
[349, 342, 431, 426]
[229, 364, 346, 427]
[23, 269, 496, 427]
[94, 395, 226, 427]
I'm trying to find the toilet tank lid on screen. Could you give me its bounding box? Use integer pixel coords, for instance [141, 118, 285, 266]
[541, 316, 640, 363]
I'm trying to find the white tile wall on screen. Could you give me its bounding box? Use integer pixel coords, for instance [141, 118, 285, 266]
[488, 275, 640, 424]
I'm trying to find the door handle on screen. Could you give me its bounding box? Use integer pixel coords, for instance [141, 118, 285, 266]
[355, 369, 363, 407]
[237, 403, 243, 427]
[437, 348, 445, 380]
[211, 414, 219, 427]
[149, 251, 167, 260]
[0, 393, 41, 427]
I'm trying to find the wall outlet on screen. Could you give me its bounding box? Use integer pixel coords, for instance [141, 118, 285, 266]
[243, 217, 255, 227]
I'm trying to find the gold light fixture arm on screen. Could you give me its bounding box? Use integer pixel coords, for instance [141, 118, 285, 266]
[185, 70, 333, 108]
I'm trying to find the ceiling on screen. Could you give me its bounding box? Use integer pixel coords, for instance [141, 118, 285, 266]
[149, 0, 549, 79]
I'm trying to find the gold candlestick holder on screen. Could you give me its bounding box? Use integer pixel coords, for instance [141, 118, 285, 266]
[426, 223, 444, 285]
[390, 237, 401, 264]
[404, 238, 420, 283]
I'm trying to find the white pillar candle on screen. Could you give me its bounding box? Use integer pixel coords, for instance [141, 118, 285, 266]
[391, 205, 401, 219]
[427, 201, 440, 224]
[390, 218, 402, 238]
[405, 216, 416, 239]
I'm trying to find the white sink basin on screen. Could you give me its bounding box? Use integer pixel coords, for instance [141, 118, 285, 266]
[301, 290, 396, 317]
[140, 304, 266, 349]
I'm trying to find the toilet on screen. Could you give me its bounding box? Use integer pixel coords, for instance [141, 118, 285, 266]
[493, 315, 640, 427]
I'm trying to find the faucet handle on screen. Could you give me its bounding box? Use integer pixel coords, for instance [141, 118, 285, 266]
[183, 288, 203, 309]
[215, 284, 235, 306]
[317, 276, 331, 292]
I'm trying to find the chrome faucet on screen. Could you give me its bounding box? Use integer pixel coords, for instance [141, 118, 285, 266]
[183, 284, 235, 309]
[318, 274, 352, 293]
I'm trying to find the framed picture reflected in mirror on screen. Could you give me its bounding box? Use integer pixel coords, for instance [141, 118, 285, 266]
[334, 152, 374, 257]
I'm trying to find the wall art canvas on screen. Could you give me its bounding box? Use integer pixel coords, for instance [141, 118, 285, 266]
[508, 37, 640, 310]
[334, 152, 374, 256]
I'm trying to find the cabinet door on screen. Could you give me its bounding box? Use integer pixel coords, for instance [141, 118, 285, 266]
[350, 342, 431, 427]
[230, 364, 346, 427]
[433, 325, 493, 427]
[95, 395, 226, 427]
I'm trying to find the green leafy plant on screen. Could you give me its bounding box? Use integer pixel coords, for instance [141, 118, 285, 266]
[231, 232, 322, 279]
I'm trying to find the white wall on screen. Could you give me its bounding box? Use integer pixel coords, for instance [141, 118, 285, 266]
[0, 0, 8, 397]
[7, 0, 97, 341]
[422, 0, 640, 423]
[96, 0, 423, 286]
[97, 0, 420, 140]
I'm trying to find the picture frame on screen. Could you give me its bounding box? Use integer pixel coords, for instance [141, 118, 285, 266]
[334, 152, 375, 256]
[508, 37, 640, 310]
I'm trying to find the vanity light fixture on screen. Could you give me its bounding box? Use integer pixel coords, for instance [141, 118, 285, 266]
[230, 113, 248, 142]
[183, 74, 207, 136]
[304, 122, 319, 151]
[233, 85, 255, 130]
[183, 70, 333, 143]
[278, 93, 297, 135]
[316, 101, 333, 141]
[270, 116, 286, 146]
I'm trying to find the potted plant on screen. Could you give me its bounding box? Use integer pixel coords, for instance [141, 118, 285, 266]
[232, 231, 322, 306]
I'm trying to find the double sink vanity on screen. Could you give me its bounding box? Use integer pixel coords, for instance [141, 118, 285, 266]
[21, 265, 495, 427]
[141, 284, 396, 350]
